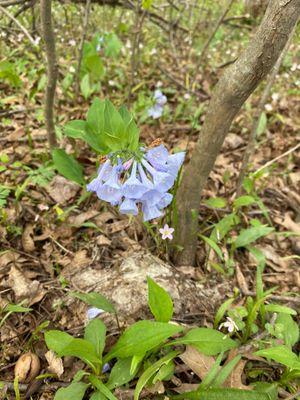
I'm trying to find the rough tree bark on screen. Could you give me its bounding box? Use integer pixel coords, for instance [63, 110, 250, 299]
[174, 0, 300, 267]
[40, 0, 58, 148]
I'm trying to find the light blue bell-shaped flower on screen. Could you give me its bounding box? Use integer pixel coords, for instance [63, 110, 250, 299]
[119, 198, 138, 216]
[157, 192, 173, 209]
[142, 159, 174, 193]
[96, 165, 122, 204]
[146, 144, 168, 171]
[166, 152, 185, 177]
[122, 161, 148, 199]
[87, 159, 112, 192]
[142, 202, 163, 221]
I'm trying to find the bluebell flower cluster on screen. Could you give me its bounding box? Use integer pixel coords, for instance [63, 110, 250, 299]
[148, 90, 167, 119]
[87, 144, 185, 221]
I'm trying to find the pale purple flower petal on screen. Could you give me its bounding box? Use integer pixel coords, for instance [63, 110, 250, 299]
[148, 104, 163, 119]
[122, 161, 148, 199]
[142, 202, 163, 221]
[119, 198, 138, 215]
[87, 307, 104, 320]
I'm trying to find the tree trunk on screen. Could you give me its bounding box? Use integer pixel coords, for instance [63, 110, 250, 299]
[174, 0, 300, 267]
[245, 0, 269, 18]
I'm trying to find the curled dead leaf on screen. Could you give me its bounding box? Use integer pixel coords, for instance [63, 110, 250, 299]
[14, 352, 40, 383]
[22, 224, 35, 252]
[45, 350, 64, 377]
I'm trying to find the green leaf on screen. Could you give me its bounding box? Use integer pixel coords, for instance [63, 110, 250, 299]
[45, 330, 100, 368]
[4, 304, 32, 313]
[255, 345, 300, 370]
[204, 198, 227, 209]
[52, 149, 84, 185]
[90, 391, 107, 400]
[200, 353, 223, 388]
[84, 54, 104, 80]
[199, 235, 224, 261]
[134, 351, 180, 400]
[105, 321, 183, 361]
[103, 99, 126, 151]
[84, 319, 106, 359]
[168, 328, 237, 356]
[275, 313, 299, 347]
[173, 387, 276, 400]
[106, 358, 136, 390]
[257, 112, 267, 136]
[89, 375, 118, 400]
[213, 355, 241, 387]
[265, 304, 297, 316]
[80, 74, 93, 99]
[70, 292, 116, 314]
[104, 33, 122, 59]
[142, 0, 153, 9]
[119, 105, 139, 151]
[64, 120, 87, 139]
[214, 298, 235, 329]
[233, 195, 256, 209]
[54, 382, 88, 400]
[210, 213, 239, 242]
[147, 277, 173, 322]
[234, 226, 274, 249]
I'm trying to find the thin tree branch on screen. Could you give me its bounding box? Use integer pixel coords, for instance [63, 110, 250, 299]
[0, 4, 36, 46]
[193, 0, 235, 79]
[40, 0, 58, 148]
[236, 27, 296, 195]
[75, 0, 92, 94]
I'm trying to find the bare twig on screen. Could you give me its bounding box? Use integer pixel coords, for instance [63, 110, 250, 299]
[75, 0, 91, 94]
[40, 0, 58, 148]
[193, 0, 235, 79]
[0, 4, 36, 46]
[236, 27, 297, 195]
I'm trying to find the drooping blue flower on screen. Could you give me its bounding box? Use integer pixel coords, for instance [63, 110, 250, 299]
[142, 159, 174, 193]
[146, 144, 168, 171]
[122, 161, 148, 199]
[148, 104, 163, 119]
[154, 90, 167, 106]
[166, 152, 185, 177]
[86, 159, 112, 192]
[87, 307, 104, 320]
[157, 192, 173, 209]
[96, 165, 122, 204]
[142, 202, 163, 222]
[119, 198, 138, 216]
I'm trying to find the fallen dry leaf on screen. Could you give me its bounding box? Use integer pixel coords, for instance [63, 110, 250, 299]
[45, 350, 64, 377]
[46, 176, 80, 204]
[179, 345, 215, 380]
[68, 209, 99, 227]
[8, 265, 46, 305]
[224, 359, 250, 390]
[22, 224, 35, 252]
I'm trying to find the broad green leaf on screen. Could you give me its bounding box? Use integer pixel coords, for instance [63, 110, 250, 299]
[210, 213, 239, 242]
[80, 73, 93, 99]
[106, 358, 136, 390]
[119, 105, 140, 151]
[104, 33, 122, 59]
[54, 382, 88, 400]
[64, 120, 86, 139]
[89, 375, 118, 400]
[105, 321, 183, 361]
[265, 304, 297, 316]
[134, 351, 180, 400]
[87, 98, 105, 136]
[103, 99, 126, 150]
[204, 197, 227, 209]
[199, 235, 224, 261]
[173, 387, 276, 400]
[70, 292, 116, 314]
[84, 319, 106, 359]
[234, 226, 274, 249]
[152, 360, 175, 383]
[168, 328, 237, 356]
[4, 304, 32, 313]
[84, 54, 104, 80]
[233, 195, 256, 209]
[255, 345, 300, 369]
[90, 391, 107, 400]
[275, 313, 299, 347]
[142, 0, 153, 9]
[52, 149, 84, 185]
[200, 353, 223, 388]
[147, 277, 173, 322]
[45, 330, 100, 367]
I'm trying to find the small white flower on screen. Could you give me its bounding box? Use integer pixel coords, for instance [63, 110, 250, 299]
[271, 92, 279, 102]
[87, 307, 104, 320]
[69, 66, 76, 73]
[291, 63, 297, 72]
[184, 93, 191, 100]
[265, 103, 273, 112]
[159, 224, 174, 240]
[219, 317, 239, 333]
[156, 81, 163, 88]
[69, 39, 76, 46]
